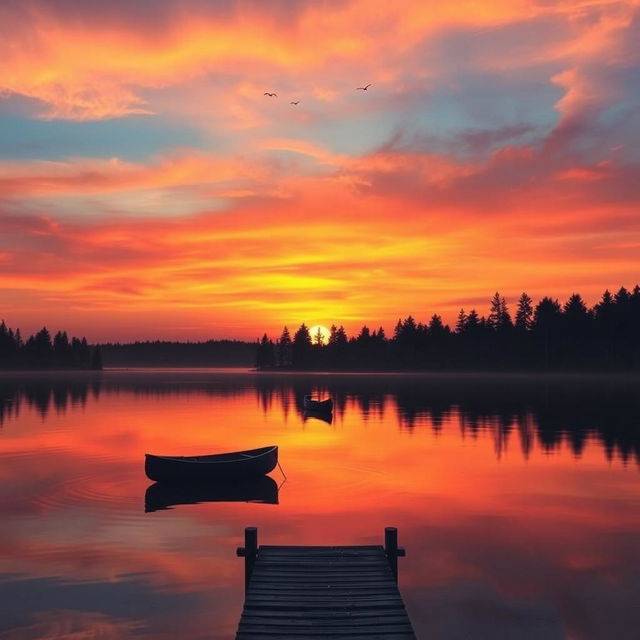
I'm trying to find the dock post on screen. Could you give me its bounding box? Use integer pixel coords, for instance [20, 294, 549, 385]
[384, 526, 406, 583]
[236, 526, 258, 593]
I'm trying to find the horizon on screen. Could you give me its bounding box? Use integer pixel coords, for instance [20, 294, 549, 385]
[1, 1, 639, 342]
[3, 282, 638, 344]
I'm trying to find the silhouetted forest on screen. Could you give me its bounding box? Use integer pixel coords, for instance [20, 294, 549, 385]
[256, 286, 640, 371]
[0, 321, 101, 370]
[98, 340, 256, 367]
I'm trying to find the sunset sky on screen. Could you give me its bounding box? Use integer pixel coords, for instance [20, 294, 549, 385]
[1, 0, 639, 341]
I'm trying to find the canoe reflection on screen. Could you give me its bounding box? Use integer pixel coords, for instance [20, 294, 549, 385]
[303, 409, 333, 425]
[145, 475, 279, 512]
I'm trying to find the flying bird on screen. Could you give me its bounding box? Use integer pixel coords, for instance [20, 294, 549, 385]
[264, 92, 277, 97]
[290, 101, 300, 105]
[356, 84, 372, 91]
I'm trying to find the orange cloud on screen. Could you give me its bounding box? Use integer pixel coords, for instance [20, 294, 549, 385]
[0, 152, 277, 197]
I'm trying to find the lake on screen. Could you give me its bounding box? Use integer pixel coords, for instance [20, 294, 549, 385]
[0, 369, 638, 639]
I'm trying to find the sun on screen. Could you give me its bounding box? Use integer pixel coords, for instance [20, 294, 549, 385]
[309, 324, 331, 346]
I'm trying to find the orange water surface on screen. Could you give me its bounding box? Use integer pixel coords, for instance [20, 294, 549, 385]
[0, 370, 638, 639]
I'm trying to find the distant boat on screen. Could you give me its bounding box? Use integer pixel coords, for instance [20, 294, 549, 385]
[145, 445, 278, 482]
[303, 395, 333, 412]
[145, 475, 279, 512]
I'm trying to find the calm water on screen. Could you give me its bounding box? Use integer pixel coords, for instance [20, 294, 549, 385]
[0, 369, 638, 640]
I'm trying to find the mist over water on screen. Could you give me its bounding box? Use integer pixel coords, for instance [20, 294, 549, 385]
[1, 369, 638, 639]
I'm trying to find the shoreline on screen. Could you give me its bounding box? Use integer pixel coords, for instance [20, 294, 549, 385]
[1, 367, 640, 382]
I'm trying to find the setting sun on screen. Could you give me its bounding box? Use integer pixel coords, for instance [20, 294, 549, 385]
[309, 325, 331, 346]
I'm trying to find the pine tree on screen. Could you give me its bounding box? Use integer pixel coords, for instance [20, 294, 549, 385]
[80, 337, 90, 367]
[488, 293, 512, 331]
[53, 331, 70, 367]
[428, 314, 446, 335]
[277, 326, 292, 367]
[91, 346, 103, 370]
[563, 293, 589, 319]
[533, 297, 562, 329]
[0, 321, 15, 363]
[393, 319, 403, 341]
[594, 289, 616, 366]
[455, 309, 467, 334]
[515, 293, 533, 331]
[34, 327, 53, 365]
[465, 309, 480, 335]
[488, 292, 502, 330]
[256, 334, 275, 368]
[533, 297, 562, 367]
[614, 286, 630, 305]
[499, 296, 512, 331]
[335, 326, 348, 346]
[292, 324, 312, 368]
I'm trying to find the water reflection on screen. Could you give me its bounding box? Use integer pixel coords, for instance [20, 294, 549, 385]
[145, 476, 279, 512]
[1, 370, 639, 639]
[2, 371, 638, 464]
[0, 374, 100, 423]
[303, 409, 333, 425]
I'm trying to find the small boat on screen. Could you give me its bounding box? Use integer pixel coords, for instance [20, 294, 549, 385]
[144, 445, 278, 482]
[303, 395, 333, 412]
[144, 476, 279, 512]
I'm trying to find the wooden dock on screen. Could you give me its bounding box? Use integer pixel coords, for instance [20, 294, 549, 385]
[236, 527, 416, 639]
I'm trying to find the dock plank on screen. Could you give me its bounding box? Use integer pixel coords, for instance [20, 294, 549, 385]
[236, 543, 415, 639]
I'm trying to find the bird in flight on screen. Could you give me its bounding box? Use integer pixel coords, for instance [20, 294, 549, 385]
[264, 92, 277, 97]
[290, 101, 300, 105]
[356, 84, 372, 91]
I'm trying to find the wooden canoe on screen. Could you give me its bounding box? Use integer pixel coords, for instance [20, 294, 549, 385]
[144, 475, 279, 512]
[144, 445, 278, 482]
[303, 395, 333, 412]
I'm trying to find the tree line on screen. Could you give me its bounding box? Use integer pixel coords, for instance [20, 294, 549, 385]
[256, 286, 640, 371]
[0, 321, 102, 370]
[98, 339, 256, 367]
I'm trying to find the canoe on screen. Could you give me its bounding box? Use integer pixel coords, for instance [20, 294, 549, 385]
[303, 395, 333, 412]
[144, 445, 278, 482]
[144, 475, 279, 512]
